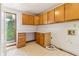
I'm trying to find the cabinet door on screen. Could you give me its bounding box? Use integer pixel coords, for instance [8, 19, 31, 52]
[65, 3, 79, 21]
[34, 16, 39, 25]
[55, 5, 65, 23]
[35, 32, 40, 44]
[28, 15, 34, 25]
[42, 12, 48, 24]
[39, 14, 43, 25]
[22, 13, 29, 25]
[39, 33, 44, 47]
[17, 33, 26, 48]
[47, 10, 54, 24]
[31, 16, 34, 25]
[44, 33, 51, 47]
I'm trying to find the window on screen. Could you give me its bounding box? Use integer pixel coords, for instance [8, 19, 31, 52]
[5, 12, 16, 44]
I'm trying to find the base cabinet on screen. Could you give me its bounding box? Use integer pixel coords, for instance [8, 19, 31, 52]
[39, 33, 44, 47]
[35, 32, 40, 44]
[44, 33, 51, 47]
[17, 33, 26, 48]
[35, 32, 51, 47]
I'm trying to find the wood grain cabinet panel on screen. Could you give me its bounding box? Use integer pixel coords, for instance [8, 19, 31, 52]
[31, 16, 34, 25]
[22, 13, 34, 25]
[22, 14, 29, 25]
[35, 32, 51, 48]
[44, 33, 51, 47]
[34, 16, 39, 25]
[28, 15, 34, 25]
[47, 10, 54, 24]
[35, 32, 44, 47]
[65, 3, 79, 21]
[55, 5, 65, 23]
[42, 12, 48, 24]
[35, 32, 40, 44]
[39, 33, 44, 47]
[39, 14, 43, 25]
[17, 33, 26, 48]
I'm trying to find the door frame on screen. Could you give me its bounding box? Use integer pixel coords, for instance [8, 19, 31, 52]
[4, 12, 17, 46]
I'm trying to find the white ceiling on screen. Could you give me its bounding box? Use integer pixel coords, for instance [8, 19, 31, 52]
[2, 3, 62, 14]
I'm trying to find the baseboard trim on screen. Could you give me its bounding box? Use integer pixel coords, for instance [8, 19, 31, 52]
[54, 45, 77, 56]
[7, 44, 16, 47]
[26, 40, 35, 43]
[7, 40, 35, 47]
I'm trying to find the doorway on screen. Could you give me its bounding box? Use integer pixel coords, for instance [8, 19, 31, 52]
[5, 12, 16, 46]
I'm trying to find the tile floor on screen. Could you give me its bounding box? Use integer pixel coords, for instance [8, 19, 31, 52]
[7, 42, 73, 56]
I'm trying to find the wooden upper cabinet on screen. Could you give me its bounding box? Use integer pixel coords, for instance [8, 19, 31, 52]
[39, 14, 43, 25]
[22, 13, 29, 25]
[65, 3, 79, 21]
[34, 16, 39, 25]
[22, 13, 34, 25]
[47, 10, 54, 24]
[28, 15, 34, 25]
[42, 12, 48, 24]
[31, 16, 34, 25]
[55, 5, 65, 23]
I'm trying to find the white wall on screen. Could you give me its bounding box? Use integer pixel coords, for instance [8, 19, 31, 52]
[0, 3, 1, 55]
[17, 10, 36, 32]
[0, 4, 7, 56]
[2, 6, 36, 32]
[2, 6, 36, 42]
[36, 21, 79, 55]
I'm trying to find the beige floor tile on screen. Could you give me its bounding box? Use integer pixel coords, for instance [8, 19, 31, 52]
[6, 42, 73, 56]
